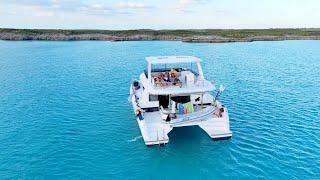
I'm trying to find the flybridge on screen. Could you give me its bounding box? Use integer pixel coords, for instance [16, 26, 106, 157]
[146, 56, 204, 79]
[143, 56, 212, 95]
[146, 56, 202, 64]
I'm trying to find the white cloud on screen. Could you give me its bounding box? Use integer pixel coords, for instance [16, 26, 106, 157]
[0, 0, 154, 16]
[114, 2, 154, 10]
[91, 4, 104, 10]
[175, 0, 210, 12]
[17, 4, 56, 17]
[1, 0, 319, 29]
[34, 10, 55, 17]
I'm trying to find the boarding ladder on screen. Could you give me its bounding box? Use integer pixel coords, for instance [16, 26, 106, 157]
[156, 129, 166, 145]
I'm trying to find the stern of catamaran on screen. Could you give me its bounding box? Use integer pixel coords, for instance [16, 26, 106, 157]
[130, 56, 232, 146]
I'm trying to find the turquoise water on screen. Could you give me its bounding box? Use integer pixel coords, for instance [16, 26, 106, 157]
[0, 40, 319, 179]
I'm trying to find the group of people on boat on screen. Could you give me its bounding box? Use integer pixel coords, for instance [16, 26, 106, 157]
[161, 96, 225, 122]
[154, 68, 182, 87]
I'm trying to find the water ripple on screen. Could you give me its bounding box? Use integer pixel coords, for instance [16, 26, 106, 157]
[0, 40, 320, 178]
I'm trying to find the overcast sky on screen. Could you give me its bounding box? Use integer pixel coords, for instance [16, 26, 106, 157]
[0, 0, 319, 29]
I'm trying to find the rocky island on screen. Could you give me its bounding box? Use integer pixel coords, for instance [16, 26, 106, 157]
[1, 28, 320, 43]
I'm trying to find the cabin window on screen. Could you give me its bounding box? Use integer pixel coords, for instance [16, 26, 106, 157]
[149, 95, 158, 101]
[171, 96, 190, 104]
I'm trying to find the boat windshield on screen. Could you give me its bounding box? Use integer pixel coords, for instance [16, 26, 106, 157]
[151, 62, 199, 75]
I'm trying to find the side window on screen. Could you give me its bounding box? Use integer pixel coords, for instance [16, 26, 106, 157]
[149, 95, 158, 101]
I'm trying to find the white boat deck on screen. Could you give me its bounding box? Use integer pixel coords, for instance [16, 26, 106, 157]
[199, 119, 232, 139]
[136, 111, 172, 145]
[136, 110, 232, 146]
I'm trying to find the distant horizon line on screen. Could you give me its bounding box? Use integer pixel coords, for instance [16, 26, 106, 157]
[1, 27, 320, 31]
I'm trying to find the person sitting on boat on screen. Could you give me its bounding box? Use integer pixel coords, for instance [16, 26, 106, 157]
[154, 77, 161, 86]
[169, 73, 175, 82]
[154, 73, 165, 87]
[171, 76, 182, 87]
[213, 105, 224, 117]
[163, 71, 170, 82]
[136, 108, 144, 120]
[158, 72, 164, 79]
[170, 68, 178, 78]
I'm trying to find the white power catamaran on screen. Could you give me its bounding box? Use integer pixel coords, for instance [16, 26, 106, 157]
[129, 56, 232, 146]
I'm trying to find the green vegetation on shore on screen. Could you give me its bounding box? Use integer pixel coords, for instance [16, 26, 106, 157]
[1, 28, 320, 42]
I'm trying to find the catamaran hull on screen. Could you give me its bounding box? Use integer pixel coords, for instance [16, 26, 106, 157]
[131, 91, 232, 146]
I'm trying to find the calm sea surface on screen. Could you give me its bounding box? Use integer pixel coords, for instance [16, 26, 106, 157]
[0, 40, 319, 179]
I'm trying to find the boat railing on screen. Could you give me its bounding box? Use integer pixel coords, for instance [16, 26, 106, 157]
[168, 106, 215, 125]
[152, 78, 211, 89]
[160, 105, 215, 125]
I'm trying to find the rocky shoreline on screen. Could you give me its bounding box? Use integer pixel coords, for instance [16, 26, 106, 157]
[1, 29, 320, 43]
[183, 35, 320, 43]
